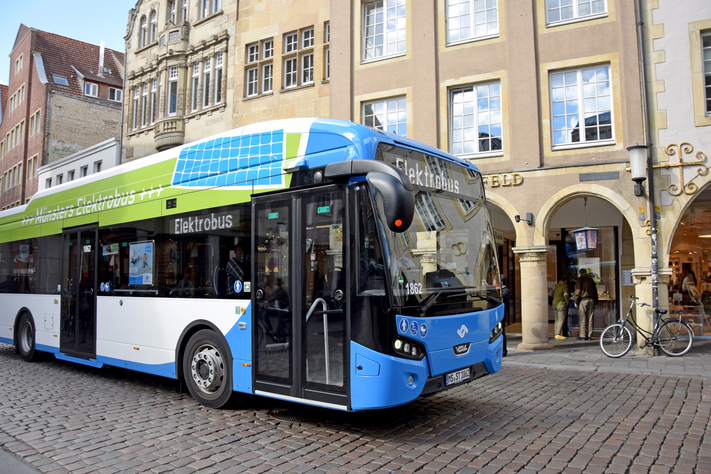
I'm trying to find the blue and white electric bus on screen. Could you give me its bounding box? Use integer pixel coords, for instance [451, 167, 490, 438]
[0, 118, 503, 411]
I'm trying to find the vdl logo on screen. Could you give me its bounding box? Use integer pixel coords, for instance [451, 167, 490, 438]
[457, 324, 469, 338]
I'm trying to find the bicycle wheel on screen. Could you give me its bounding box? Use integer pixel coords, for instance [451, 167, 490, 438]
[600, 324, 633, 358]
[657, 320, 694, 357]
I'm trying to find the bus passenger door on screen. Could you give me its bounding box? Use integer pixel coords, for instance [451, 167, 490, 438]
[253, 187, 348, 409]
[60, 227, 98, 359]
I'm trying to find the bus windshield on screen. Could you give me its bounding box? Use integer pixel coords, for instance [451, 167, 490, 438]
[373, 144, 501, 317]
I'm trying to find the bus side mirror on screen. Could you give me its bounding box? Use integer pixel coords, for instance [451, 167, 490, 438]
[366, 171, 415, 233]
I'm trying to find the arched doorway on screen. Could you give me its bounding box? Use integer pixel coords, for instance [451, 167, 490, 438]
[666, 187, 711, 339]
[489, 204, 518, 329]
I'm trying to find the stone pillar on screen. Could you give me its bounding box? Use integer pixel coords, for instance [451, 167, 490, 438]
[513, 246, 554, 350]
[630, 267, 672, 354]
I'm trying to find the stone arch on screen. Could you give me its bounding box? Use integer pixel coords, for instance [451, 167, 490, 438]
[485, 191, 527, 247]
[534, 183, 645, 264]
[660, 180, 711, 267]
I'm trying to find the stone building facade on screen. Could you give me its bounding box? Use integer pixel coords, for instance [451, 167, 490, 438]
[0, 25, 123, 209]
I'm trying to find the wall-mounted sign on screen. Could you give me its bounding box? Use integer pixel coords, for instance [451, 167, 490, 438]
[482, 173, 523, 187]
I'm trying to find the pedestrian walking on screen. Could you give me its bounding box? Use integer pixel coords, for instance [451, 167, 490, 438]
[552, 277, 570, 339]
[574, 268, 597, 340]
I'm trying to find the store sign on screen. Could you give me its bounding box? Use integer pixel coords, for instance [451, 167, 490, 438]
[482, 174, 523, 187]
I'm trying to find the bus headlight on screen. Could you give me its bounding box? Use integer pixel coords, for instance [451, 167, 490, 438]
[489, 321, 503, 343]
[392, 336, 425, 360]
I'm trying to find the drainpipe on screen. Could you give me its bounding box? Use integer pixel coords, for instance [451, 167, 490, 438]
[635, 0, 659, 354]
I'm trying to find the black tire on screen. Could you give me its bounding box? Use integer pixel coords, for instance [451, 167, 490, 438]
[599, 323, 633, 358]
[657, 320, 694, 357]
[183, 329, 232, 408]
[17, 313, 40, 362]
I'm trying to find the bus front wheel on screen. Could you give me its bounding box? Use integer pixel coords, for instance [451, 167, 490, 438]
[17, 313, 40, 362]
[183, 329, 232, 408]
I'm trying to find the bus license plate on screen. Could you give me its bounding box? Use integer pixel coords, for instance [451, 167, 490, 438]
[446, 368, 471, 386]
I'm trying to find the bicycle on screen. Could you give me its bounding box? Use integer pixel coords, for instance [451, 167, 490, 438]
[599, 295, 694, 358]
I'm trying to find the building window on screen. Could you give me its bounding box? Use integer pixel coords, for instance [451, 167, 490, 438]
[450, 81, 502, 157]
[203, 58, 211, 108]
[94, 161, 102, 173]
[262, 64, 273, 93]
[46, 178, 52, 189]
[302, 54, 314, 84]
[324, 22, 330, 81]
[170, 1, 176, 23]
[550, 65, 612, 146]
[302, 28, 314, 48]
[169, 30, 180, 42]
[325, 22, 330, 43]
[263, 39, 273, 59]
[191, 63, 200, 111]
[29, 110, 41, 138]
[447, 0, 499, 44]
[704, 33, 711, 116]
[168, 66, 179, 115]
[182, 0, 188, 21]
[285, 32, 298, 53]
[85, 82, 98, 97]
[150, 11, 157, 43]
[108, 87, 123, 102]
[140, 16, 147, 48]
[57, 174, 63, 186]
[215, 53, 223, 104]
[363, 0, 406, 61]
[363, 97, 407, 136]
[80, 166, 88, 177]
[53, 75, 69, 86]
[150, 79, 157, 124]
[248, 43, 259, 63]
[415, 192, 446, 232]
[246, 68, 258, 97]
[284, 57, 297, 88]
[132, 87, 139, 129]
[546, 0, 607, 25]
[15, 55, 23, 74]
[68, 170, 74, 182]
[141, 83, 148, 127]
[199, 0, 219, 19]
[27, 156, 37, 182]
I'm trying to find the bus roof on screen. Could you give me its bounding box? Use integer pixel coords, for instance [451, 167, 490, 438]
[0, 118, 479, 241]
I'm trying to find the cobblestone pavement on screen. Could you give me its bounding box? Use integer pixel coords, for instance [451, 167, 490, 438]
[1, 342, 710, 474]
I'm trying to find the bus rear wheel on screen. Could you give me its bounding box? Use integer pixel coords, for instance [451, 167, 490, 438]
[17, 313, 40, 362]
[183, 329, 232, 408]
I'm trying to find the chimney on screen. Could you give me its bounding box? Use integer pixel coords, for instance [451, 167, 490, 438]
[98, 40, 105, 77]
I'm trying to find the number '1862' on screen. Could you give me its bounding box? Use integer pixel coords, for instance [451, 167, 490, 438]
[405, 282, 422, 295]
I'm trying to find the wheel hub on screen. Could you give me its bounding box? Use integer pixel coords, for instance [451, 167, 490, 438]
[191, 345, 224, 394]
[20, 320, 33, 353]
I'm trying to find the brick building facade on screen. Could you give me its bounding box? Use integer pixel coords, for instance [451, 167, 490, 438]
[0, 25, 124, 209]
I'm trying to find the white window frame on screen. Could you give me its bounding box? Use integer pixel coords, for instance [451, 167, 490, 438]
[140, 16, 147, 48]
[284, 57, 297, 88]
[550, 65, 614, 149]
[141, 83, 148, 127]
[325, 22, 330, 43]
[449, 81, 503, 158]
[302, 53, 314, 85]
[94, 161, 102, 174]
[170, 1, 176, 23]
[545, 0, 607, 26]
[214, 52, 223, 104]
[56, 174, 63, 186]
[200, 0, 209, 19]
[363, 0, 407, 62]
[415, 192, 446, 232]
[446, 0, 499, 45]
[325, 48, 330, 80]
[68, 170, 74, 182]
[168, 66, 179, 116]
[263, 39, 273, 59]
[80, 166, 88, 178]
[362, 96, 408, 136]
[246, 67, 259, 97]
[191, 63, 200, 111]
[203, 58, 211, 108]
[248, 43, 259, 63]
[703, 33, 711, 116]
[150, 79, 157, 124]
[108, 87, 123, 102]
[285, 33, 298, 53]
[302, 28, 314, 48]
[150, 11, 157, 43]
[182, 0, 188, 21]
[85, 82, 98, 97]
[262, 63, 273, 93]
[132, 87, 139, 129]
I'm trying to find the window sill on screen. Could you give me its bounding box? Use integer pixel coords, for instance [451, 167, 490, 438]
[446, 34, 500, 48]
[185, 102, 226, 119]
[193, 10, 223, 27]
[361, 52, 406, 65]
[243, 92, 274, 102]
[456, 151, 504, 160]
[546, 13, 608, 28]
[281, 82, 315, 93]
[551, 139, 616, 152]
[135, 41, 159, 54]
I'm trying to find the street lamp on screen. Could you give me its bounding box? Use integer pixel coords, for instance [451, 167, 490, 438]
[628, 144, 649, 197]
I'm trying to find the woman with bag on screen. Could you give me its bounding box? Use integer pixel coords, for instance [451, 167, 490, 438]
[551, 277, 570, 339]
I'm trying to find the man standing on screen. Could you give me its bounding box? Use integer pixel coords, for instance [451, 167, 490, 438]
[574, 268, 598, 340]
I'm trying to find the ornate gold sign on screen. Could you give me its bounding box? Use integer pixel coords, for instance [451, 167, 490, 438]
[654, 143, 707, 196]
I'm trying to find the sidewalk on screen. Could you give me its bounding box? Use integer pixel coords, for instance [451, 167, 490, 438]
[504, 329, 711, 378]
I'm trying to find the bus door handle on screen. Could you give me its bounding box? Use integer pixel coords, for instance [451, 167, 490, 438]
[305, 298, 332, 385]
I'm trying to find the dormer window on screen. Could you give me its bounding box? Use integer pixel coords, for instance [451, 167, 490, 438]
[85, 82, 99, 97]
[53, 75, 69, 86]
